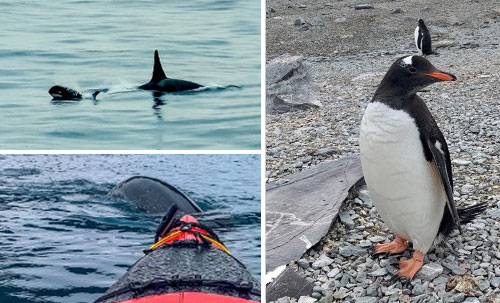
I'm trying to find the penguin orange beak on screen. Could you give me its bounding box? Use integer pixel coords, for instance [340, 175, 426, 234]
[426, 71, 456, 81]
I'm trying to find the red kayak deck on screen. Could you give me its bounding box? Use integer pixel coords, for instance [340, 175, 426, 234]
[120, 292, 259, 303]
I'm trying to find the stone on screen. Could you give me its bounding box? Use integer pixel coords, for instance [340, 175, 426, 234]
[369, 267, 387, 277]
[278, 297, 291, 303]
[334, 17, 347, 23]
[266, 54, 321, 113]
[338, 211, 355, 229]
[298, 258, 310, 269]
[295, 18, 305, 26]
[298, 296, 317, 303]
[312, 255, 334, 269]
[339, 243, 366, 257]
[308, 16, 323, 26]
[442, 262, 466, 275]
[354, 4, 374, 10]
[266, 157, 363, 272]
[391, 8, 404, 14]
[434, 40, 457, 48]
[327, 267, 340, 278]
[491, 277, 500, 288]
[452, 159, 471, 166]
[368, 235, 385, 243]
[267, 268, 315, 301]
[478, 279, 490, 291]
[420, 263, 443, 280]
[450, 293, 465, 303]
[470, 126, 480, 134]
[357, 297, 378, 303]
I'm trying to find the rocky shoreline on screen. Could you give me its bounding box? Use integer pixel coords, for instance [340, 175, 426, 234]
[266, 0, 500, 302]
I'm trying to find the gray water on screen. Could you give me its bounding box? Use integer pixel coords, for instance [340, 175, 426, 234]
[0, 154, 261, 303]
[0, 1, 261, 149]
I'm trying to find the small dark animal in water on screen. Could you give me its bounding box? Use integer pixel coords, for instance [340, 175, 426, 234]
[48, 85, 101, 101]
[49, 50, 203, 100]
[138, 50, 203, 93]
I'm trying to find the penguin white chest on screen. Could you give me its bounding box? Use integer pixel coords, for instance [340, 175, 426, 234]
[359, 102, 445, 253]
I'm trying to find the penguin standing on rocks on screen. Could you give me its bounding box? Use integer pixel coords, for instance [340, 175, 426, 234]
[359, 55, 485, 280]
[415, 19, 433, 56]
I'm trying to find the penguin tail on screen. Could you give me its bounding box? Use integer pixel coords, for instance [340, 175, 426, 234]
[438, 202, 487, 239]
[457, 202, 487, 225]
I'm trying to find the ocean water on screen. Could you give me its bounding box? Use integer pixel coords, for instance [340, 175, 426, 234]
[0, 154, 261, 303]
[0, 0, 261, 150]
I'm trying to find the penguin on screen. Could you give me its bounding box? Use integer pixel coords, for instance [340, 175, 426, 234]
[359, 55, 486, 280]
[414, 19, 432, 55]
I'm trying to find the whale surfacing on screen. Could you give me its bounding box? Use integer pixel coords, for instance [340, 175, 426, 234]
[108, 176, 203, 213]
[138, 50, 203, 93]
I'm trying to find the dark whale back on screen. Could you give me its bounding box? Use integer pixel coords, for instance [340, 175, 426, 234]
[108, 176, 202, 213]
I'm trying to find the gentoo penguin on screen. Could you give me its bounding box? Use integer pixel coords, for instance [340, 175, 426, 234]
[414, 19, 432, 55]
[359, 55, 485, 279]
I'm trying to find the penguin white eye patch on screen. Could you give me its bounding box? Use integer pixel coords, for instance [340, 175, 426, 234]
[400, 55, 414, 67]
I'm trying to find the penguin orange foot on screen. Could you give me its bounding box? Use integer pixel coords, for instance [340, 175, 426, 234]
[397, 251, 424, 280]
[375, 235, 407, 255]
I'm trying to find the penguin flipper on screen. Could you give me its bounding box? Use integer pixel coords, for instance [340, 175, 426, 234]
[426, 137, 461, 233]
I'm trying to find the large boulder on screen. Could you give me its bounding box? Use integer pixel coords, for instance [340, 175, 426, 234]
[266, 54, 321, 113]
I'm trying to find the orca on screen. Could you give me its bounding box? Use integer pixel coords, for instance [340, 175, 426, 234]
[48, 50, 202, 100]
[138, 50, 203, 93]
[48, 85, 103, 101]
[107, 176, 203, 214]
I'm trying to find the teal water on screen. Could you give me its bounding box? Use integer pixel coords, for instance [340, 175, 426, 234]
[0, 154, 261, 303]
[0, 1, 261, 149]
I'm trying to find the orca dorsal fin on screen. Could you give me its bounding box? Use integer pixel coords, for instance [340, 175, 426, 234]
[151, 50, 167, 82]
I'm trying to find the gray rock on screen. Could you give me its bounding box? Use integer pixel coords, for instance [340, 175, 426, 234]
[298, 258, 310, 269]
[295, 18, 305, 26]
[434, 40, 457, 48]
[491, 277, 500, 288]
[452, 159, 471, 166]
[442, 262, 466, 275]
[266, 54, 321, 113]
[391, 8, 404, 14]
[266, 157, 363, 272]
[278, 297, 291, 303]
[359, 240, 372, 248]
[338, 211, 355, 229]
[311, 292, 322, 299]
[366, 284, 378, 297]
[308, 16, 323, 26]
[470, 126, 480, 134]
[298, 296, 317, 303]
[327, 267, 340, 278]
[368, 235, 385, 243]
[369, 267, 387, 277]
[339, 243, 366, 257]
[356, 297, 378, 303]
[450, 293, 465, 303]
[334, 17, 347, 23]
[463, 298, 480, 303]
[419, 263, 443, 280]
[489, 209, 500, 218]
[354, 4, 374, 10]
[312, 255, 334, 269]
[478, 279, 490, 291]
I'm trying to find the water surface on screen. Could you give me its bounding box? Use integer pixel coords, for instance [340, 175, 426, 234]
[0, 154, 261, 303]
[0, 0, 261, 149]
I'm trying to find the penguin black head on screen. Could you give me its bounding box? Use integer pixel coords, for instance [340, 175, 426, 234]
[418, 19, 426, 27]
[375, 55, 456, 97]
